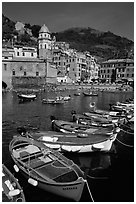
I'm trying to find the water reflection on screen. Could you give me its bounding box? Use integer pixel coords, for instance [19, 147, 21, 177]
[2, 90, 134, 202]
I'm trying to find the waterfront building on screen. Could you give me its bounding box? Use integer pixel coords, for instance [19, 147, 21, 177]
[2, 24, 57, 89]
[100, 59, 134, 83]
[2, 23, 100, 88]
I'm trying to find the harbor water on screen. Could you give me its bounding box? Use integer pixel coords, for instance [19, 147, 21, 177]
[2, 89, 134, 202]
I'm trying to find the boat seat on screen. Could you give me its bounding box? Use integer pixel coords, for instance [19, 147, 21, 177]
[29, 158, 45, 169]
[20, 152, 43, 162]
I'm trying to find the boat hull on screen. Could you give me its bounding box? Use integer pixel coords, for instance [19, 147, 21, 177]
[18, 94, 36, 101]
[39, 133, 117, 153]
[19, 169, 85, 201]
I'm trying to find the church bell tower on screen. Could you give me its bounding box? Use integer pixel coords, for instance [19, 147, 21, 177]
[38, 24, 51, 59]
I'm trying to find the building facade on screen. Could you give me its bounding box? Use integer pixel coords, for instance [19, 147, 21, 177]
[100, 59, 134, 83]
[2, 23, 100, 88]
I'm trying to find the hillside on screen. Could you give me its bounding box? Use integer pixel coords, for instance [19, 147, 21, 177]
[2, 14, 134, 60]
[53, 27, 134, 59]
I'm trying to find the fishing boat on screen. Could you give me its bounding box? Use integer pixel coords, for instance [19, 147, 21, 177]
[17, 93, 37, 101]
[89, 102, 131, 118]
[83, 91, 98, 96]
[15, 127, 120, 153]
[83, 112, 119, 124]
[74, 92, 81, 96]
[109, 103, 133, 113]
[63, 95, 71, 101]
[50, 116, 117, 135]
[71, 112, 115, 127]
[2, 164, 25, 202]
[35, 129, 120, 153]
[9, 135, 86, 201]
[42, 98, 64, 104]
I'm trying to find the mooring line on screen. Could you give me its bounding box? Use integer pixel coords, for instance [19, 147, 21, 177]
[85, 179, 94, 202]
[120, 128, 134, 135]
[116, 137, 134, 148]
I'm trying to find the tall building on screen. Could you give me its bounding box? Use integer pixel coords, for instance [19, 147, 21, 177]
[38, 24, 52, 59]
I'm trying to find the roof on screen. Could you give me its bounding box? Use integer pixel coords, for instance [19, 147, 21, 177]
[102, 58, 134, 64]
[39, 24, 50, 33]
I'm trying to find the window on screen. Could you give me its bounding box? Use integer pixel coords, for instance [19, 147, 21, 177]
[132, 74, 134, 77]
[4, 57, 8, 59]
[31, 53, 34, 57]
[36, 71, 39, 76]
[12, 70, 15, 75]
[40, 44, 42, 49]
[45, 44, 46, 49]
[17, 52, 19, 56]
[127, 74, 129, 77]
[4, 64, 7, 71]
[22, 52, 25, 56]
[24, 71, 26, 76]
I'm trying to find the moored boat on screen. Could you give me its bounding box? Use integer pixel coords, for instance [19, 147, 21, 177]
[83, 91, 98, 96]
[17, 93, 37, 101]
[34, 130, 120, 153]
[71, 111, 114, 128]
[2, 164, 25, 202]
[50, 116, 118, 135]
[9, 135, 86, 201]
[42, 98, 64, 104]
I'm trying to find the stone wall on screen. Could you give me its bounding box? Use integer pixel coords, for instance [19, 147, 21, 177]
[12, 76, 46, 88]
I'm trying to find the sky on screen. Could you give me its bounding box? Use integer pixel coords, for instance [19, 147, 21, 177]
[2, 1, 134, 41]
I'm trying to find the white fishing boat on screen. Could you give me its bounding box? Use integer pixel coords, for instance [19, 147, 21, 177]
[9, 135, 87, 201]
[36, 129, 120, 153]
[17, 93, 37, 100]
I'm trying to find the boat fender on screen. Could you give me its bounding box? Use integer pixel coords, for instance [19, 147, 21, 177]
[8, 189, 20, 197]
[115, 127, 120, 133]
[14, 164, 19, 172]
[28, 178, 38, 186]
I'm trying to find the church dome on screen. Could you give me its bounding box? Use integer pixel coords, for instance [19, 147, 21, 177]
[39, 24, 50, 33]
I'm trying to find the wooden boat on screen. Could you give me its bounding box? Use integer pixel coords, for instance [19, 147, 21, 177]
[9, 135, 86, 201]
[83, 91, 98, 96]
[42, 98, 64, 104]
[83, 112, 119, 124]
[50, 116, 118, 135]
[71, 112, 115, 127]
[116, 101, 134, 109]
[34, 130, 120, 153]
[56, 95, 71, 101]
[109, 103, 133, 113]
[17, 93, 37, 100]
[74, 92, 81, 96]
[63, 95, 71, 101]
[2, 164, 25, 202]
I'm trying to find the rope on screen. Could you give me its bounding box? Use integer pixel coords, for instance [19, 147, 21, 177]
[84, 179, 94, 202]
[87, 175, 108, 180]
[116, 138, 134, 148]
[119, 122, 134, 130]
[120, 128, 134, 135]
